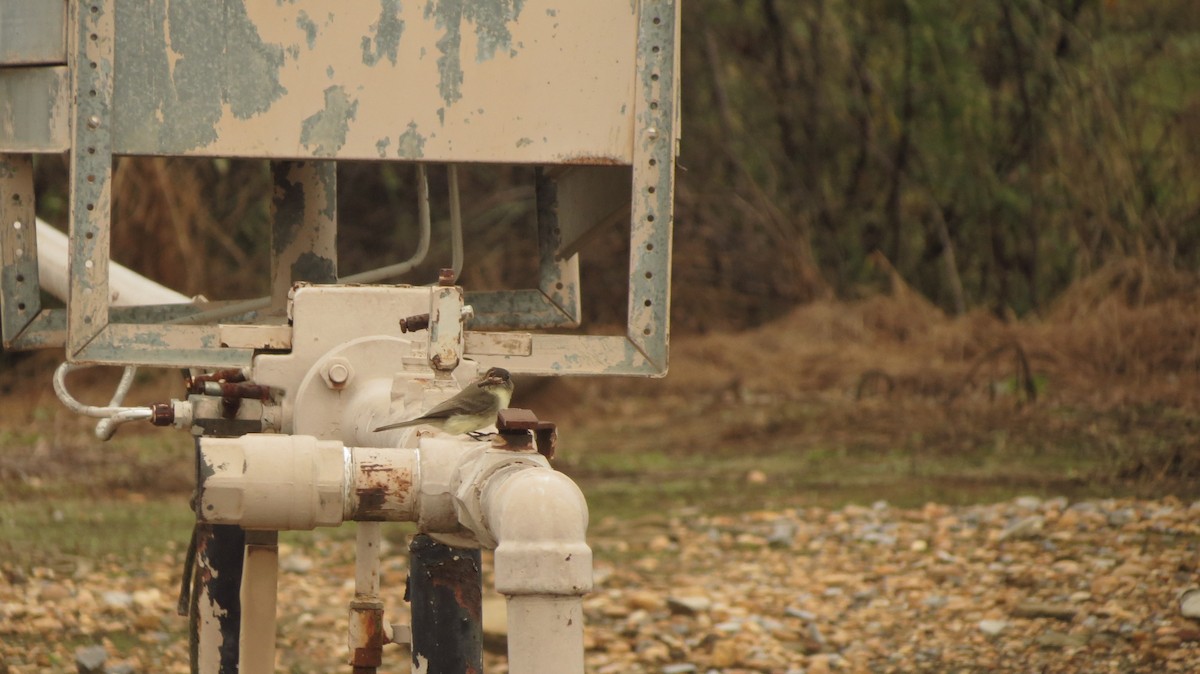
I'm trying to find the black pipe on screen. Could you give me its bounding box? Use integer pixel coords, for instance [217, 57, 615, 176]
[187, 523, 244, 673]
[407, 534, 483, 674]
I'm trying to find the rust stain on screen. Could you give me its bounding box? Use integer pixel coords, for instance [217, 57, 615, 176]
[554, 153, 627, 166]
[427, 560, 483, 622]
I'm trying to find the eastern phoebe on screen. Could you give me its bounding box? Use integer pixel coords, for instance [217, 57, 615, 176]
[373, 367, 514, 436]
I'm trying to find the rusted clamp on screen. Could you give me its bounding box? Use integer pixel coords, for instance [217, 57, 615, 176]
[496, 408, 558, 459]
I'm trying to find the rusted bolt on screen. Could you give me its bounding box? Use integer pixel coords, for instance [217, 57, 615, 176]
[86, 115, 102, 130]
[438, 268, 456, 286]
[399, 313, 430, 333]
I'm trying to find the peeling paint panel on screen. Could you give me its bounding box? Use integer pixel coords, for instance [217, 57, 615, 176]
[0, 0, 66, 65]
[465, 289, 576, 330]
[8, 309, 65, 350]
[0, 154, 41, 343]
[0, 67, 70, 153]
[110, 0, 636, 163]
[74, 324, 254, 368]
[474, 334, 661, 376]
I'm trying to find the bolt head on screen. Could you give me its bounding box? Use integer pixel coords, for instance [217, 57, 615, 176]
[321, 357, 354, 389]
[328, 362, 350, 385]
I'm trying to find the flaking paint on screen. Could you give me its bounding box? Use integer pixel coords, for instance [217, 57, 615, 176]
[361, 0, 405, 66]
[299, 85, 359, 157]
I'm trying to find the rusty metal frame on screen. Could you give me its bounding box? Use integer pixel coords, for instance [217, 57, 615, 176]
[0, 0, 679, 375]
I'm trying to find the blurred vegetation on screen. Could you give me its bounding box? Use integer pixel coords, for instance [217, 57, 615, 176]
[30, 0, 1200, 328]
[676, 0, 1200, 322]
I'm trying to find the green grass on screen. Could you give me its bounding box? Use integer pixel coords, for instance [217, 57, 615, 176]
[0, 497, 194, 567]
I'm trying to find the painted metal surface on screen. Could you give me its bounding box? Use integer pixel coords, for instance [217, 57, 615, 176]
[0, 68, 71, 152]
[1, 0, 680, 378]
[0, 0, 67, 65]
[407, 534, 484, 674]
[0, 155, 40, 344]
[625, 0, 678, 373]
[428, 285, 464, 370]
[67, 0, 115, 356]
[188, 523, 244, 674]
[110, 0, 637, 164]
[269, 161, 337, 310]
[238, 531, 280, 674]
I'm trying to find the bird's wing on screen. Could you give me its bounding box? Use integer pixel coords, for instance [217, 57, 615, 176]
[419, 383, 496, 417]
[372, 384, 494, 432]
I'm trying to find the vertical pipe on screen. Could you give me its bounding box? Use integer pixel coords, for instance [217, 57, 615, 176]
[349, 522, 385, 673]
[239, 531, 279, 674]
[407, 534, 483, 674]
[189, 523, 245, 674]
[269, 161, 337, 312]
[506, 596, 585, 674]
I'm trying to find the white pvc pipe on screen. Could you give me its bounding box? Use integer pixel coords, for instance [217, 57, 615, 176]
[36, 218, 190, 306]
[482, 467, 592, 674]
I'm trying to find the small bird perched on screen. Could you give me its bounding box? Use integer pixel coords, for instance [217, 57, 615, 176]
[373, 367, 513, 436]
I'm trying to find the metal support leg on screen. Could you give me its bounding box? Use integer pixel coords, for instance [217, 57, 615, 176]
[239, 531, 280, 673]
[407, 534, 483, 674]
[189, 523, 245, 674]
[269, 161, 337, 311]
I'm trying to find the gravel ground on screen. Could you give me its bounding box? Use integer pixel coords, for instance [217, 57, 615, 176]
[2, 496, 1198, 673]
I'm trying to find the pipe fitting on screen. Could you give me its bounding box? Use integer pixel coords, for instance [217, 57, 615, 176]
[483, 467, 593, 597]
[452, 448, 551, 550]
[198, 435, 349, 530]
[197, 435, 421, 530]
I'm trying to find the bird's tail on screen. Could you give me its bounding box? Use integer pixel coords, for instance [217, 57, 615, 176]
[372, 418, 422, 432]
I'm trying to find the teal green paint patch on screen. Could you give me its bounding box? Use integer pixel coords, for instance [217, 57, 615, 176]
[223, 2, 288, 119]
[395, 121, 426, 158]
[516, 137, 532, 147]
[300, 86, 360, 157]
[375, 137, 391, 158]
[114, 0, 287, 152]
[326, 65, 335, 78]
[464, 0, 524, 62]
[424, 0, 524, 106]
[362, 0, 405, 66]
[292, 252, 337, 285]
[297, 10, 318, 49]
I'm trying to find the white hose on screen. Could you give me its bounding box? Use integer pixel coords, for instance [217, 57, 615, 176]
[53, 362, 152, 440]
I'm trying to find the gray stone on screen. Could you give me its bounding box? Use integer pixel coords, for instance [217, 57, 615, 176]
[1014, 496, 1043, 510]
[662, 665, 698, 674]
[768, 520, 797, 548]
[978, 619, 1008, 636]
[1179, 588, 1200, 619]
[280, 554, 314, 574]
[75, 645, 107, 674]
[998, 515, 1044, 541]
[667, 595, 712, 615]
[101, 591, 133, 609]
[785, 607, 817, 621]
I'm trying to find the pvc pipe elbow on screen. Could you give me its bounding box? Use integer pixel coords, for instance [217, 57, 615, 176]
[482, 467, 592, 597]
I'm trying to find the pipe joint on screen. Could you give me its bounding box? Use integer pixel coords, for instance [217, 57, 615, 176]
[477, 461, 593, 597]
